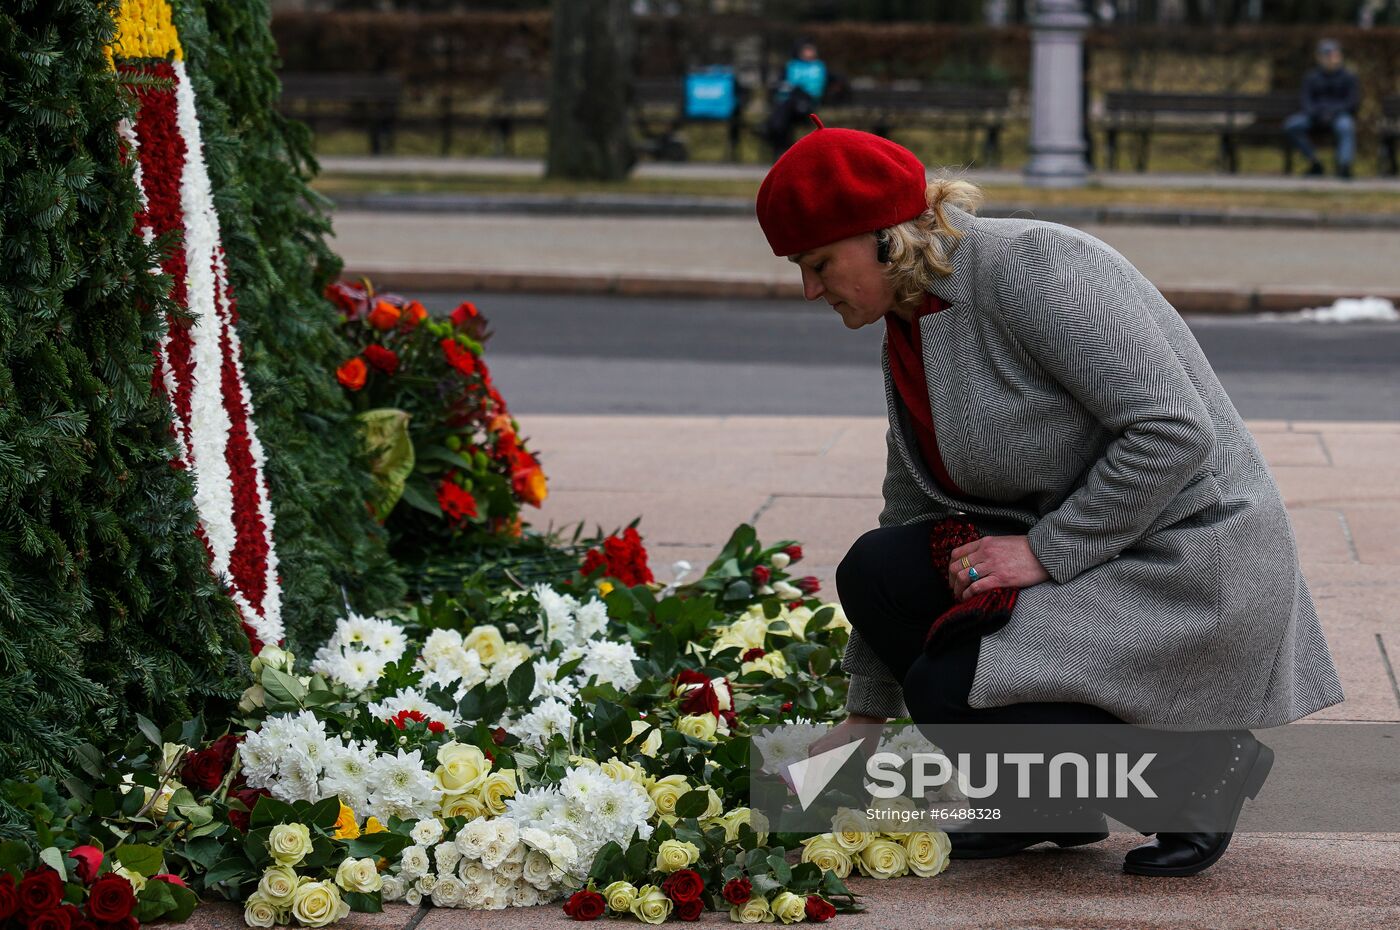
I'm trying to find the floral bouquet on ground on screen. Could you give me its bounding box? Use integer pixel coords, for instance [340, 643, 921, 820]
[326, 280, 547, 556]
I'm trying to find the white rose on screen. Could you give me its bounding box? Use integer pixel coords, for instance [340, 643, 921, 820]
[257, 865, 298, 907]
[462, 626, 507, 665]
[399, 845, 430, 879]
[904, 831, 952, 878]
[492, 818, 519, 849]
[433, 842, 463, 876]
[414, 873, 437, 895]
[522, 849, 555, 890]
[268, 823, 314, 866]
[772, 891, 808, 924]
[480, 838, 510, 870]
[380, 875, 405, 903]
[676, 713, 717, 741]
[856, 838, 909, 880]
[334, 857, 383, 894]
[430, 875, 468, 908]
[410, 818, 445, 846]
[773, 581, 802, 599]
[403, 887, 423, 907]
[291, 880, 350, 929]
[243, 891, 281, 929]
[771, 552, 791, 570]
[456, 819, 494, 859]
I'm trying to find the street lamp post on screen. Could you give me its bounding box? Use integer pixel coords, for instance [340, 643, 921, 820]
[1024, 0, 1092, 187]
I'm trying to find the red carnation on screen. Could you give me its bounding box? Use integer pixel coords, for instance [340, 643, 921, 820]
[752, 565, 771, 586]
[805, 895, 836, 922]
[661, 869, 703, 904]
[795, 575, 821, 596]
[675, 897, 704, 921]
[363, 344, 400, 375]
[18, 868, 63, 918]
[783, 545, 803, 563]
[427, 721, 445, 734]
[450, 301, 479, 327]
[579, 527, 654, 587]
[436, 477, 479, 525]
[86, 874, 136, 923]
[440, 338, 478, 378]
[69, 846, 104, 885]
[29, 907, 72, 930]
[722, 877, 752, 906]
[741, 647, 766, 663]
[561, 889, 605, 921]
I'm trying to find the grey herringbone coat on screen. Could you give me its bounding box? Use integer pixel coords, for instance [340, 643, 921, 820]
[843, 204, 1344, 729]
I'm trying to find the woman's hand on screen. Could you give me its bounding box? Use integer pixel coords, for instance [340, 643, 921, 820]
[805, 714, 885, 761]
[948, 535, 1050, 602]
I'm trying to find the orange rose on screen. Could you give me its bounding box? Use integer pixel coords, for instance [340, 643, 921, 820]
[367, 299, 401, 330]
[402, 300, 428, 328]
[337, 357, 368, 390]
[514, 466, 547, 506]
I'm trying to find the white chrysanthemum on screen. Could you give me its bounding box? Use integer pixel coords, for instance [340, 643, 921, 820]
[579, 640, 641, 692]
[237, 728, 281, 788]
[367, 687, 458, 730]
[268, 748, 320, 803]
[572, 599, 609, 641]
[320, 740, 376, 812]
[504, 785, 563, 832]
[368, 618, 408, 664]
[398, 845, 430, 880]
[418, 628, 464, 669]
[753, 721, 830, 775]
[531, 584, 581, 646]
[367, 749, 440, 822]
[516, 699, 575, 750]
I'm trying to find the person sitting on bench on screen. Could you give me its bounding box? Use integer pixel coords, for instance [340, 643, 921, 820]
[1284, 39, 1361, 179]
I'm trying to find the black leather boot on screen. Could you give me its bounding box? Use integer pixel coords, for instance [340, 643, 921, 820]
[1123, 733, 1274, 877]
[951, 806, 1109, 860]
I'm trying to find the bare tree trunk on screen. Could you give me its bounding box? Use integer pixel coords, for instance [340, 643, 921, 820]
[546, 0, 636, 181]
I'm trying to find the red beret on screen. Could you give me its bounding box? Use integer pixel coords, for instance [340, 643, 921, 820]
[756, 117, 928, 257]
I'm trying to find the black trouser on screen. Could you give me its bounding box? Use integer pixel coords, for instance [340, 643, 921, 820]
[837, 520, 1241, 832]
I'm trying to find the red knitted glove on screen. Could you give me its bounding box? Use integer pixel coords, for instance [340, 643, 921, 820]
[924, 517, 1019, 653]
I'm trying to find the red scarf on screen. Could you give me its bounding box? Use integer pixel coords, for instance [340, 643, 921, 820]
[884, 295, 1019, 653]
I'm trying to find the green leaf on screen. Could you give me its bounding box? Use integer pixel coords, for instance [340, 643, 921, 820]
[359, 408, 415, 520]
[674, 789, 710, 820]
[250, 796, 298, 828]
[182, 835, 223, 871]
[506, 661, 535, 706]
[39, 847, 67, 879]
[165, 883, 198, 922]
[345, 891, 382, 914]
[114, 844, 164, 878]
[624, 840, 651, 877]
[0, 841, 33, 869]
[261, 667, 307, 710]
[821, 869, 851, 897]
[750, 873, 781, 897]
[135, 714, 163, 748]
[767, 853, 792, 885]
[399, 480, 442, 517]
[304, 795, 342, 831]
[591, 700, 630, 752]
[587, 841, 624, 882]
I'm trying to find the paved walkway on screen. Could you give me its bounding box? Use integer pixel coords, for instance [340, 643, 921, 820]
[189, 416, 1400, 925]
[332, 209, 1400, 312]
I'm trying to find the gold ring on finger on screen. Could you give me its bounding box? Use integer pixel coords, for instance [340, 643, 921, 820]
[961, 556, 971, 569]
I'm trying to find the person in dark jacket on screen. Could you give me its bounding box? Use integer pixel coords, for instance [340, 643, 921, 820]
[1284, 39, 1362, 178]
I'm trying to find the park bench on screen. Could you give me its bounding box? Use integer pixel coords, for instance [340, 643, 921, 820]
[278, 72, 402, 155]
[1380, 95, 1400, 176]
[1099, 90, 1344, 174]
[820, 82, 1013, 167]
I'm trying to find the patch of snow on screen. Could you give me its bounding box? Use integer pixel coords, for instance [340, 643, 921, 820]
[1259, 297, 1398, 324]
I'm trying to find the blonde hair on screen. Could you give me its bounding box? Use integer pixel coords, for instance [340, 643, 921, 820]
[881, 178, 983, 308]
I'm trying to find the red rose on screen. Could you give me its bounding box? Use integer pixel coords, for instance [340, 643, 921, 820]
[336, 357, 367, 391]
[363, 344, 400, 375]
[787, 600, 805, 610]
[661, 869, 703, 904]
[722, 876, 752, 906]
[324, 280, 369, 319]
[741, 647, 766, 663]
[561, 889, 605, 921]
[805, 895, 836, 922]
[781, 701, 794, 712]
[86, 874, 135, 923]
[180, 745, 228, 793]
[675, 897, 704, 921]
[18, 868, 64, 918]
[97, 918, 138, 930]
[449, 301, 479, 327]
[752, 565, 771, 586]
[679, 681, 719, 717]
[69, 846, 104, 885]
[0, 874, 17, 923]
[72, 919, 98, 930]
[721, 709, 738, 729]
[783, 545, 803, 563]
[491, 727, 508, 745]
[440, 338, 478, 378]
[402, 300, 428, 328]
[227, 787, 270, 832]
[367, 299, 401, 330]
[29, 907, 73, 930]
[795, 575, 821, 595]
[149, 874, 186, 888]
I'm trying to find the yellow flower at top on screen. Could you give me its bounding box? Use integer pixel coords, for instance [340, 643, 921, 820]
[332, 802, 360, 840]
[108, 0, 184, 62]
[363, 817, 388, 835]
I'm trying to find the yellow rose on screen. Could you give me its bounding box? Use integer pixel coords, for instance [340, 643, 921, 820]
[903, 831, 952, 878]
[772, 891, 807, 924]
[655, 839, 700, 873]
[647, 774, 689, 817]
[257, 865, 299, 907]
[742, 651, 789, 678]
[630, 884, 674, 924]
[332, 803, 360, 840]
[268, 823, 314, 866]
[866, 796, 918, 840]
[439, 791, 487, 820]
[477, 770, 517, 816]
[603, 880, 638, 913]
[732, 895, 773, 924]
[334, 857, 383, 894]
[640, 728, 663, 757]
[148, 783, 178, 820]
[462, 625, 507, 665]
[800, 834, 853, 879]
[829, 808, 874, 853]
[856, 838, 908, 880]
[711, 807, 748, 843]
[242, 891, 281, 929]
[676, 713, 718, 742]
[290, 879, 350, 929]
[715, 616, 768, 653]
[435, 741, 491, 793]
[363, 817, 387, 835]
